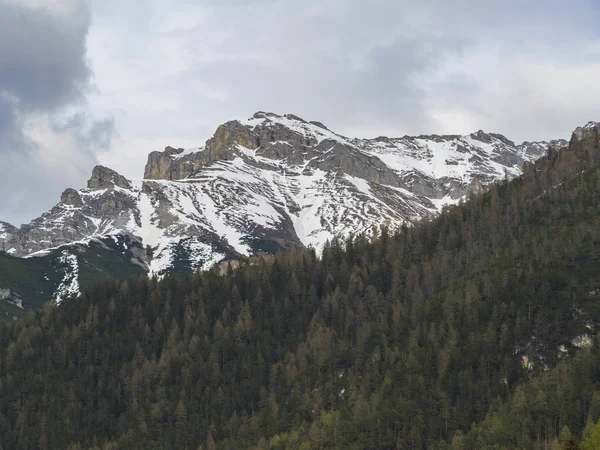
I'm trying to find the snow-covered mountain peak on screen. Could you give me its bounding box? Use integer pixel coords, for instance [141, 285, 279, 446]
[243, 112, 347, 145]
[2, 113, 576, 303]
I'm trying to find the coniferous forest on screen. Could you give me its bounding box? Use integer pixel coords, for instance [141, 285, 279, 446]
[1, 129, 600, 449]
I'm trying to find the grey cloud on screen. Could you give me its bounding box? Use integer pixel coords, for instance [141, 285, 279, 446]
[52, 114, 116, 150]
[0, 1, 114, 226]
[122, 0, 469, 140]
[146, 0, 598, 141]
[0, 1, 91, 112]
[0, 95, 22, 145]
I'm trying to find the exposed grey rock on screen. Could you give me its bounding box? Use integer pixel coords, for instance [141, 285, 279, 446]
[60, 188, 83, 206]
[206, 120, 258, 159]
[88, 165, 132, 190]
[549, 139, 569, 150]
[144, 121, 259, 181]
[471, 130, 494, 144]
[308, 141, 402, 188]
[572, 122, 599, 144]
[257, 141, 307, 165]
[0, 221, 18, 254]
[2, 177, 138, 257]
[489, 133, 516, 147]
[143, 147, 184, 180]
[0, 221, 17, 235]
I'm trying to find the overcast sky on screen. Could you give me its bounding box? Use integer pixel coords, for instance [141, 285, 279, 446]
[1, 0, 599, 226]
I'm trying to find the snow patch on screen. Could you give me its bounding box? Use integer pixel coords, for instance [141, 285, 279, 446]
[194, 186, 251, 256]
[172, 146, 204, 160]
[53, 250, 80, 304]
[137, 192, 163, 250]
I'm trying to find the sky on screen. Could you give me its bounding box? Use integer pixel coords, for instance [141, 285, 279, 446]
[1, 0, 600, 226]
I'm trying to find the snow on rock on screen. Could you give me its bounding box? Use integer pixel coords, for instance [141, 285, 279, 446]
[53, 250, 80, 305]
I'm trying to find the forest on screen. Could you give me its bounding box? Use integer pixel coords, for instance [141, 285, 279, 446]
[0, 129, 600, 449]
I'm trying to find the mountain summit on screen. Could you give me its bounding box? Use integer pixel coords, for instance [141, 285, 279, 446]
[0, 113, 577, 306]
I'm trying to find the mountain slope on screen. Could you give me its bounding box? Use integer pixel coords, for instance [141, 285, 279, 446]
[0, 119, 598, 449]
[0, 235, 146, 321]
[0, 113, 568, 308]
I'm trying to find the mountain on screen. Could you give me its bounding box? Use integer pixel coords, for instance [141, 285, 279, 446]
[0, 112, 569, 312]
[0, 117, 598, 450]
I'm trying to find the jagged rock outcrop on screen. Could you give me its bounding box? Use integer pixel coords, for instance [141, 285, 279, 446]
[572, 122, 599, 144]
[88, 165, 132, 190]
[144, 121, 261, 181]
[0, 221, 17, 236]
[206, 121, 258, 159]
[144, 146, 191, 180]
[60, 188, 84, 206]
[3, 168, 138, 257]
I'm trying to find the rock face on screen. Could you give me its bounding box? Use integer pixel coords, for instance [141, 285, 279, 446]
[206, 121, 259, 159]
[1, 111, 582, 305]
[1, 167, 137, 257]
[88, 165, 132, 190]
[60, 188, 83, 207]
[144, 147, 187, 180]
[143, 121, 261, 181]
[572, 122, 599, 144]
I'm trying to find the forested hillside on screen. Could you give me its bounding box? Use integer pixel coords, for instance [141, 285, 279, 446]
[0, 126, 599, 449]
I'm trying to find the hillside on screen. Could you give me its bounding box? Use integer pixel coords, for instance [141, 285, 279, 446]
[0, 112, 562, 311]
[0, 235, 145, 322]
[0, 122, 598, 449]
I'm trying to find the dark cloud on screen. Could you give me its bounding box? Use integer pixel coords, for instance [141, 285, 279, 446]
[0, 1, 90, 112]
[0, 1, 114, 226]
[0, 95, 22, 145]
[52, 114, 116, 150]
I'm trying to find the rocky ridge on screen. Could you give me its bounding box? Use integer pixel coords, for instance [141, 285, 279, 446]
[0, 112, 582, 306]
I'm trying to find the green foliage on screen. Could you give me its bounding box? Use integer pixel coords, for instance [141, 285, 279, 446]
[582, 418, 600, 450]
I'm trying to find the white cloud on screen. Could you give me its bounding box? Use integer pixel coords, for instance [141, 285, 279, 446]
[87, 0, 600, 155]
[422, 42, 600, 140]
